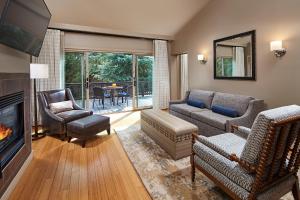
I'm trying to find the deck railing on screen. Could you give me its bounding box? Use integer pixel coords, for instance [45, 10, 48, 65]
[66, 80, 152, 100]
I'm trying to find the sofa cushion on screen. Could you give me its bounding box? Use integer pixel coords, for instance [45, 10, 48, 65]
[212, 105, 239, 118]
[56, 110, 92, 123]
[169, 103, 206, 117]
[187, 99, 205, 108]
[191, 110, 233, 130]
[211, 92, 253, 116]
[188, 90, 214, 109]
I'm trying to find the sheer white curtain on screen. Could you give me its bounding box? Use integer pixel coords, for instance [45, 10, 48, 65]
[153, 40, 170, 109]
[31, 29, 64, 123]
[232, 47, 245, 76]
[180, 54, 188, 99]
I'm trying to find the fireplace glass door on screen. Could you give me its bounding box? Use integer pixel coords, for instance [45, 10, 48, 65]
[0, 92, 25, 169]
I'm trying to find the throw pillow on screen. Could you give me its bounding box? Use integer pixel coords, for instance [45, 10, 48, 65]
[187, 99, 205, 108]
[49, 100, 73, 114]
[211, 105, 239, 118]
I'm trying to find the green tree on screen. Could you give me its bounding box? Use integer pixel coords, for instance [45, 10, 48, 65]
[89, 53, 133, 82]
[65, 52, 83, 83]
[65, 52, 154, 83]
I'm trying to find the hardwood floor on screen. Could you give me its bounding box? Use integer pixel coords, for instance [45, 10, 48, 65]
[8, 111, 151, 200]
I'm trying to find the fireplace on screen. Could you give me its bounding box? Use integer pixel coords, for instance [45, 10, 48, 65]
[0, 73, 30, 197]
[0, 92, 25, 175]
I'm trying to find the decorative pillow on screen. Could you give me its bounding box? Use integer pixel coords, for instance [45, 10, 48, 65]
[49, 100, 73, 114]
[211, 105, 239, 118]
[187, 99, 205, 108]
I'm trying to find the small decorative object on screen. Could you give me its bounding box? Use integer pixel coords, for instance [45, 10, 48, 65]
[197, 54, 207, 64]
[112, 83, 117, 87]
[30, 63, 49, 140]
[270, 40, 286, 57]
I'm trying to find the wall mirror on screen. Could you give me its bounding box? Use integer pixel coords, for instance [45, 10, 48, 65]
[213, 30, 256, 80]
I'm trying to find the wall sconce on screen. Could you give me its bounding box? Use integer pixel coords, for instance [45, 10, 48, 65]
[197, 54, 207, 64]
[270, 40, 286, 57]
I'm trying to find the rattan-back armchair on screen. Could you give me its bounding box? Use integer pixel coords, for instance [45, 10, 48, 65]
[191, 105, 300, 200]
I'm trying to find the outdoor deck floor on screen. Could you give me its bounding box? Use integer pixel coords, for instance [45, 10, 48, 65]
[76, 95, 153, 114]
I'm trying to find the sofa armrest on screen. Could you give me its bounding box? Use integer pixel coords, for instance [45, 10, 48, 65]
[169, 91, 190, 106]
[231, 125, 251, 139]
[169, 99, 186, 105]
[226, 99, 265, 131]
[44, 109, 64, 123]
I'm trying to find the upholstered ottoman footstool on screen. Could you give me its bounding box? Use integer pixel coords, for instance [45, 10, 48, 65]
[141, 109, 198, 160]
[67, 115, 110, 147]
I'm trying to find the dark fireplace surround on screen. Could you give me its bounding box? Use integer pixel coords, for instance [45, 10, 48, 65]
[0, 73, 31, 197]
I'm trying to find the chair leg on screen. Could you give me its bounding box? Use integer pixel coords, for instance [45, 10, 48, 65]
[292, 178, 300, 200]
[93, 98, 95, 108]
[60, 134, 65, 141]
[107, 128, 110, 135]
[191, 154, 195, 182]
[102, 98, 104, 109]
[67, 136, 72, 143]
[82, 140, 86, 148]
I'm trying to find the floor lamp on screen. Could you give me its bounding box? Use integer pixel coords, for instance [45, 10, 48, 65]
[30, 64, 49, 140]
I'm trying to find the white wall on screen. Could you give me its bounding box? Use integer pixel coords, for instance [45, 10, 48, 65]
[0, 44, 30, 73]
[172, 0, 300, 108]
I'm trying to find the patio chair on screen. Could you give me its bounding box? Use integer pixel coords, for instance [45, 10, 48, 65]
[92, 87, 111, 109]
[116, 85, 132, 106]
[191, 105, 300, 200]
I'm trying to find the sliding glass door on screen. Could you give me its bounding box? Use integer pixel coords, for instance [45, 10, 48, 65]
[136, 55, 153, 108]
[65, 52, 86, 108]
[65, 51, 153, 114]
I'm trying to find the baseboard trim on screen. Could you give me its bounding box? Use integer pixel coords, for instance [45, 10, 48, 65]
[0, 152, 33, 200]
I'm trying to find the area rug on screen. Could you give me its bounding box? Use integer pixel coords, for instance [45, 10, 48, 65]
[115, 124, 294, 200]
[115, 124, 229, 200]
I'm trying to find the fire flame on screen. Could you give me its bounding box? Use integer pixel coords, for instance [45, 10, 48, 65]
[0, 124, 13, 140]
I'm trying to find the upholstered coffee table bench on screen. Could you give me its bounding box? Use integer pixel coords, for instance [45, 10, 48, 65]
[141, 109, 198, 160]
[67, 115, 110, 147]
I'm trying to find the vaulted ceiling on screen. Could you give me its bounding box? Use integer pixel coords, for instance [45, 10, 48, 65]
[44, 0, 210, 36]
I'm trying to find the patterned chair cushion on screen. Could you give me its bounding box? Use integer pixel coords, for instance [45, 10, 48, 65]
[169, 103, 206, 117]
[194, 156, 297, 200]
[241, 105, 300, 165]
[211, 92, 253, 116]
[191, 110, 232, 130]
[193, 136, 254, 191]
[188, 90, 215, 109]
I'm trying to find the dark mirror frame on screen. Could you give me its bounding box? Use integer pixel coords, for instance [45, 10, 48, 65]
[213, 30, 256, 80]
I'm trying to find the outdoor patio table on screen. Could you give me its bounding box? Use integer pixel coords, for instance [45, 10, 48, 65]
[102, 86, 123, 105]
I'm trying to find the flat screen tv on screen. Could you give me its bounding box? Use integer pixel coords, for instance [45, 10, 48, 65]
[0, 0, 51, 57]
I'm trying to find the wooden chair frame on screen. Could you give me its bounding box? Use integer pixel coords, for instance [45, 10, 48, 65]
[191, 115, 300, 200]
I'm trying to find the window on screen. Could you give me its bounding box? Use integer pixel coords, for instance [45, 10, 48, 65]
[216, 57, 233, 77]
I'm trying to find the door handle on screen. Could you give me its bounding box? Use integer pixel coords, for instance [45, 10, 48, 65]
[85, 77, 89, 88]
